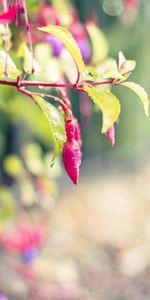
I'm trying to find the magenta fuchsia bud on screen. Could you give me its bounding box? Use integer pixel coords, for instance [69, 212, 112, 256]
[106, 125, 115, 146]
[73, 119, 82, 147]
[65, 118, 82, 147]
[62, 139, 81, 185]
[65, 119, 75, 141]
[0, 5, 19, 24]
[63, 118, 82, 184]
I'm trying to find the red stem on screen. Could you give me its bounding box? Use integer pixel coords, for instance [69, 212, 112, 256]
[0, 79, 116, 89]
[20, 80, 75, 89]
[18, 87, 71, 112]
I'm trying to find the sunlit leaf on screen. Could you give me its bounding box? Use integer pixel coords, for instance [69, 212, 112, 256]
[18, 43, 40, 74]
[38, 25, 85, 73]
[83, 85, 120, 133]
[81, 66, 99, 82]
[32, 96, 66, 163]
[118, 51, 136, 75]
[98, 58, 122, 79]
[121, 81, 149, 116]
[0, 50, 21, 78]
[86, 22, 109, 64]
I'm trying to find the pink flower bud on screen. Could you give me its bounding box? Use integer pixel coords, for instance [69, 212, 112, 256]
[62, 139, 81, 185]
[73, 119, 82, 147]
[65, 119, 75, 141]
[65, 118, 82, 147]
[0, 6, 19, 24]
[106, 125, 115, 146]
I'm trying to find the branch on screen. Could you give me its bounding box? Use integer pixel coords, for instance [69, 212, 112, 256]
[0, 78, 116, 89]
[18, 87, 72, 113]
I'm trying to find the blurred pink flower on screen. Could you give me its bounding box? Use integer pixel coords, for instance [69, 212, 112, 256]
[0, 223, 45, 256]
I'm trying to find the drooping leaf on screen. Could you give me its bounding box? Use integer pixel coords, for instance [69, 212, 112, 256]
[38, 25, 85, 73]
[83, 85, 121, 133]
[121, 81, 149, 116]
[86, 22, 109, 64]
[18, 43, 40, 74]
[0, 50, 21, 78]
[32, 96, 66, 163]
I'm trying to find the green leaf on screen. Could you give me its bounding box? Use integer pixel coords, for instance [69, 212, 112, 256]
[81, 66, 99, 82]
[38, 25, 85, 73]
[86, 22, 109, 64]
[83, 85, 120, 133]
[18, 43, 40, 74]
[0, 50, 21, 79]
[98, 58, 122, 80]
[121, 81, 149, 116]
[118, 51, 136, 75]
[32, 96, 66, 163]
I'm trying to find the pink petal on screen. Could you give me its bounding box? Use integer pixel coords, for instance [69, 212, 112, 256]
[106, 125, 115, 146]
[62, 139, 81, 185]
[0, 6, 19, 24]
[65, 118, 82, 147]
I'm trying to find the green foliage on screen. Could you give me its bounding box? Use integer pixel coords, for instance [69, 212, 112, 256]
[38, 25, 85, 73]
[32, 96, 66, 164]
[0, 1, 149, 184]
[0, 188, 14, 230]
[83, 85, 120, 133]
[18, 43, 40, 75]
[0, 50, 21, 78]
[121, 81, 149, 116]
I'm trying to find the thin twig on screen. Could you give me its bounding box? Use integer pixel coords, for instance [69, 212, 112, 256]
[21, 0, 34, 73]
[1, 0, 9, 76]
